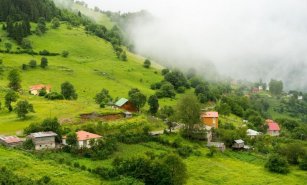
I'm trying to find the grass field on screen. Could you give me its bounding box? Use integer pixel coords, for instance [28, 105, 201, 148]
[1, 139, 306, 185]
[0, 23, 168, 134]
[0, 146, 110, 185]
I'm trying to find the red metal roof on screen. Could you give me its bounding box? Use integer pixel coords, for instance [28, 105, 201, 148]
[76, 131, 102, 141]
[0, 136, 22, 144]
[266, 119, 280, 131]
[202, 112, 219, 118]
[30, 84, 51, 91]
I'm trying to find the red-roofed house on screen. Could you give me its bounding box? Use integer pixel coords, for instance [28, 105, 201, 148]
[29, 84, 51, 95]
[0, 136, 23, 147]
[62, 130, 102, 148]
[201, 112, 219, 128]
[266, 119, 280, 136]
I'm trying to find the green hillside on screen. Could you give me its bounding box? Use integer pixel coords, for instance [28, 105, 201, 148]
[0, 22, 166, 134]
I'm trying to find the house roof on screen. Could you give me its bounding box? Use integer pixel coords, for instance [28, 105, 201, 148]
[0, 136, 22, 144]
[202, 112, 218, 118]
[115, 98, 129, 107]
[247, 129, 261, 136]
[234, 139, 244, 144]
[75, 131, 102, 141]
[266, 119, 280, 131]
[29, 131, 57, 138]
[30, 84, 51, 91]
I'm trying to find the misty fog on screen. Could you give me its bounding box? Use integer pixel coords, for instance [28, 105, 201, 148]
[80, 0, 307, 91]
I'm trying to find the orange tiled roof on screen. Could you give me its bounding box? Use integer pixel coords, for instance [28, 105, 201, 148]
[30, 84, 51, 91]
[202, 112, 219, 118]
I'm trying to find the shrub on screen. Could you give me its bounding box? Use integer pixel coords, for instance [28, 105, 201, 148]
[74, 162, 80, 168]
[39, 50, 50, 55]
[176, 86, 186, 93]
[299, 155, 307, 171]
[143, 59, 151, 68]
[265, 154, 289, 174]
[177, 146, 193, 158]
[62, 50, 69, 57]
[45, 92, 64, 100]
[29, 60, 37, 68]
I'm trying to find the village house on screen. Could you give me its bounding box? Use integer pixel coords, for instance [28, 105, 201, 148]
[246, 129, 261, 138]
[62, 130, 102, 148]
[298, 96, 303, 100]
[0, 136, 23, 147]
[29, 84, 51, 95]
[114, 98, 137, 112]
[28, 131, 57, 150]
[266, 119, 280, 136]
[201, 112, 219, 128]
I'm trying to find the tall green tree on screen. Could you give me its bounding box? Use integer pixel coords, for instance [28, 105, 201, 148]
[61, 82, 78, 100]
[269, 79, 283, 95]
[148, 95, 159, 115]
[51, 17, 60, 29]
[4, 90, 19, 111]
[128, 89, 146, 111]
[95, 88, 112, 108]
[143, 59, 151, 68]
[40, 57, 48, 68]
[176, 95, 200, 137]
[66, 132, 78, 146]
[36, 17, 46, 34]
[15, 100, 34, 119]
[7, 69, 21, 91]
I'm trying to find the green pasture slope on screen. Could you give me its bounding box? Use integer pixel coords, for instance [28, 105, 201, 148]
[0, 23, 166, 134]
[1, 141, 306, 185]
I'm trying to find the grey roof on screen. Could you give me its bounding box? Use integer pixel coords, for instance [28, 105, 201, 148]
[115, 98, 129, 107]
[234, 139, 244, 144]
[29, 131, 57, 138]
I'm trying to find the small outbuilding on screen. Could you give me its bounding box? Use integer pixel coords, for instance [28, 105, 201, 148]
[232, 139, 245, 149]
[124, 111, 132, 118]
[115, 98, 137, 112]
[0, 136, 23, 147]
[29, 84, 51, 95]
[28, 131, 57, 150]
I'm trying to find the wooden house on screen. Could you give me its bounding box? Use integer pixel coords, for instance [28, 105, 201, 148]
[201, 112, 219, 128]
[28, 131, 57, 150]
[62, 130, 102, 148]
[115, 98, 137, 112]
[266, 119, 280, 136]
[0, 136, 23, 147]
[29, 84, 51, 95]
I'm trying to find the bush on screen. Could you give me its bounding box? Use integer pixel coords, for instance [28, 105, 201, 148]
[143, 59, 151, 68]
[299, 155, 307, 170]
[265, 154, 289, 174]
[177, 146, 193, 158]
[62, 50, 69, 57]
[39, 50, 50, 55]
[22, 139, 35, 150]
[29, 60, 37, 68]
[45, 92, 64, 100]
[74, 162, 80, 168]
[176, 86, 186, 93]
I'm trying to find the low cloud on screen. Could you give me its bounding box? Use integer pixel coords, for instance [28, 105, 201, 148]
[82, 0, 307, 90]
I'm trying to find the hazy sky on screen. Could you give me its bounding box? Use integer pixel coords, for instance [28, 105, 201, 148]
[81, 0, 307, 90]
